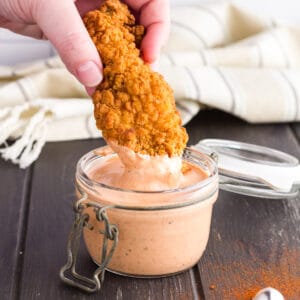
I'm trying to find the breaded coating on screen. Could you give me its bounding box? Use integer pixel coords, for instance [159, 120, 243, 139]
[83, 0, 188, 156]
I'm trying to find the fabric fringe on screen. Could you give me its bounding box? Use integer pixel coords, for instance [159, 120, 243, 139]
[0, 104, 51, 168]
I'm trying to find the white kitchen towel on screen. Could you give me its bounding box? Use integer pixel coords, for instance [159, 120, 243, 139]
[1, 2, 300, 168]
[160, 2, 300, 123]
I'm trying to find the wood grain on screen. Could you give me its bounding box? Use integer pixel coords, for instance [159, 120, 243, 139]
[186, 110, 300, 158]
[185, 111, 300, 300]
[17, 139, 198, 300]
[291, 123, 300, 143]
[3, 110, 300, 300]
[0, 159, 31, 300]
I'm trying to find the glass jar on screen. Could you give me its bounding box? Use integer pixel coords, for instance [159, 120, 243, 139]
[60, 146, 218, 292]
[60, 139, 300, 293]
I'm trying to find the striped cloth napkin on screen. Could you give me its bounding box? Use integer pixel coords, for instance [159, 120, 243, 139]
[160, 2, 300, 124]
[0, 2, 300, 168]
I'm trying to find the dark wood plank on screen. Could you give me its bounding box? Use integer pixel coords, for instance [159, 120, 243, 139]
[186, 110, 300, 158]
[0, 159, 31, 300]
[198, 191, 300, 300]
[18, 139, 199, 300]
[291, 123, 300, 143]
[17, 109, 300, 299]
[185, 110, 300, 300]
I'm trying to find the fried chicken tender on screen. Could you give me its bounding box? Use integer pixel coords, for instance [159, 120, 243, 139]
[83, 0, 188, 156]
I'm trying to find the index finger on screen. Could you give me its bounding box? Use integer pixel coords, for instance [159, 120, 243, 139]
[125, 0, 170, 63]
[35, 0, 103, 87]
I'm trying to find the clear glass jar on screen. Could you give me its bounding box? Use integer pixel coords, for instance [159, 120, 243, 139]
[75, 146, 218, 278]
[60, 139, 299, 292]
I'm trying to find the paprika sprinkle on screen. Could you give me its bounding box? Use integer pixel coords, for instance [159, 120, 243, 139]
[204, 248, 300, 300]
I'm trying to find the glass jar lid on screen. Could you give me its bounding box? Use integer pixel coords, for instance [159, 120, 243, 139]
[194, 139, 300, 199]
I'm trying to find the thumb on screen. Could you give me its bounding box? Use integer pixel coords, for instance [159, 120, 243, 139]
[35, 0, 102, 87]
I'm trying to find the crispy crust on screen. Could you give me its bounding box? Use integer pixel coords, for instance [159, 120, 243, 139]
[83, 0, 188, 156]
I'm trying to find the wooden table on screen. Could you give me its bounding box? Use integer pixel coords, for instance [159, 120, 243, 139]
[1, 110, 299, 300]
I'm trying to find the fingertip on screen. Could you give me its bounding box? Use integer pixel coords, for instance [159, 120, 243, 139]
[85, 86, 96, 96]
[140, 31, 161, 63]
[140, 22, 170, 63]
[138, 0, 170, 63]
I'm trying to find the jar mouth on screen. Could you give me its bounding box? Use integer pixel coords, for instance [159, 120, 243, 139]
[76, 146, 218, 196]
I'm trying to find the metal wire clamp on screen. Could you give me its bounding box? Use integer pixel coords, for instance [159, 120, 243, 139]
[59, 191, 119, 293]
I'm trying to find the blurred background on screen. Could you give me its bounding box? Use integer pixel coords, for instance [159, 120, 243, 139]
[0, 0, 299, 65]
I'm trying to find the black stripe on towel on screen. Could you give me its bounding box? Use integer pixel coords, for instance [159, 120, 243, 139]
[172, 21, 207, 48]
[215, 68, 236, 113]
[167, 54, 176, 66]
[176, 102, 193, 114]
[16, 80, 30, 102]
[279, 71, 299, 120]
[184, 67, 201, 100]
[198, 50, 207, 65]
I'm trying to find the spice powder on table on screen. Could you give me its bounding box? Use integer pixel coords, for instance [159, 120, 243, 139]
[203, 248, 300, 300]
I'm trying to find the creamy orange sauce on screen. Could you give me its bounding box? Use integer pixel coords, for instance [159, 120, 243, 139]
[80, 145, 218, 276]
[90, 141, 208, 191]
[89, 155, 208, 191]
[79, 148, 218, 276]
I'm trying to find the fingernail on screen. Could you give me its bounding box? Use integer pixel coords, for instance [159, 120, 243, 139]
[76, 61, 103, 87]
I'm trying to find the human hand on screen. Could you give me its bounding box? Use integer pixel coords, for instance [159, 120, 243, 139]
[0, 0, 170, 91]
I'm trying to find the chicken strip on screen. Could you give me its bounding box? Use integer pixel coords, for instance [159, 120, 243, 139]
[83, 0, 188, 156]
